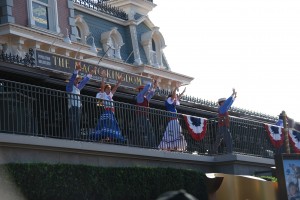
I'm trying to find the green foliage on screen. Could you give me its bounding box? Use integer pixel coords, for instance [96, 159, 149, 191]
[1, 164, 208, 200]
[259, 176, 278, 182]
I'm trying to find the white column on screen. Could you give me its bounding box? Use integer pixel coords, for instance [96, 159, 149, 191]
[52, 0, 61, 33]
[129, 23, 142, 65]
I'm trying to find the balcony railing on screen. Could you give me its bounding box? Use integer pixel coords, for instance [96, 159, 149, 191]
[73, 0, 128, 20]
[0, 79, 280, 158]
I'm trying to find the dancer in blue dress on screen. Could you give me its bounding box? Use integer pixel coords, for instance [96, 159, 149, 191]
[91, 70, 124, 142]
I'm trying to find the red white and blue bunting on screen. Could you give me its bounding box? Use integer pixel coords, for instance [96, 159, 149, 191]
[183, 115, 207, 141]
[264, 124, 284, 148]
[288, 129, 300, 153]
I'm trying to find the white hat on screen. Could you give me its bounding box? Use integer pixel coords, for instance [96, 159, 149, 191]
[218, 98, 226, 103]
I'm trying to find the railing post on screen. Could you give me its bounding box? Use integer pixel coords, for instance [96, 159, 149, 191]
[282, 110, 290, 154]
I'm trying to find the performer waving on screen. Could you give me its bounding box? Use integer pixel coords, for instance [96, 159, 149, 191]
[92, 70, 124, 142]
[158, 87, 187, 151]
[66, 62, 95, 139]
[133, 79, 159, 147]
[213, 88, 237, 154]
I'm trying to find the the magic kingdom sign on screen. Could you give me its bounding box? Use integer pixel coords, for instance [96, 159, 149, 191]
[35, 50, 151, 88]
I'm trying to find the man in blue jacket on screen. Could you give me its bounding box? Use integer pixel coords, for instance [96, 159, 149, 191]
[66, 62, 95, 139]
[213, 88, 237, 154]
[133, 79, 158, 147]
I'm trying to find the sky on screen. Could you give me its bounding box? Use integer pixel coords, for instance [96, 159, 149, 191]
[148, 0, 300, 121]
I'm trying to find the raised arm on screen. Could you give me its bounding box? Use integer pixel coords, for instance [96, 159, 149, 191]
[145, 79, 158, 101]
[136, 82, 152, 103]
[219, 89, 237, 114]
[111, 74, 123, 95]
[66, 62, 81, 92]
[77, 66, 96, 90]
[171, 87, 177, 101]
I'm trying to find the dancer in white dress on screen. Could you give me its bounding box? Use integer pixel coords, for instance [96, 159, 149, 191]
[158, 87, 187, 151]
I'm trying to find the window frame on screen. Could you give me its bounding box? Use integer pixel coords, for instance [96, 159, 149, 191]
[27, 0, 60, 33]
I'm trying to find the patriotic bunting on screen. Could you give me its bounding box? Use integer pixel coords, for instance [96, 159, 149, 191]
[288, 129, 300, 153]
[264, 124, 284, 148]
[183, 115, 207, 141]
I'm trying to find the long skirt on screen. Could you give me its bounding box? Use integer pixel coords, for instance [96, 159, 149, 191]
[90, 110, 124, 142]
[158, 119, 187, 151]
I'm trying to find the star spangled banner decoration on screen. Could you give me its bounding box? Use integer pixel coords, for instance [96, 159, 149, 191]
[183, 115, 207, 141]
[288, 129, 300, 153]
[264, 124, 284, 148]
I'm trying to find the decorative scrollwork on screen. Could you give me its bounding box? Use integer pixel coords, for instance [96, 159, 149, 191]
[0, 48, 35, 67]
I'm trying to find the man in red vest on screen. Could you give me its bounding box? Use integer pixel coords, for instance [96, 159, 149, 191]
[132, 79, 158, 147]
[213, 88, 237, 154]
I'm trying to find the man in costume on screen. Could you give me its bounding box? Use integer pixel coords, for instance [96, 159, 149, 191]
[66, 62, 95, 139]
[133, 79, 158, 147]
[213, 88, 237, 154]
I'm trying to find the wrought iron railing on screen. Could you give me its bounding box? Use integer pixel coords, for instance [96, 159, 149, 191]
[73, 0, 128, 20]
[0, 48, 35, 67]
[0, 48, 276, 122]
[158, 88, 278, 122]
[0, 79, 280, 158]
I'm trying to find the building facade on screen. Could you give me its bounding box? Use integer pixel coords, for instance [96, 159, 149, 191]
[0, 0, 193, 93]
[2, 0, 299, 177]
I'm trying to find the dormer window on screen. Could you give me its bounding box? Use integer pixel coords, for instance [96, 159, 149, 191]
[101, 28, 124, 60]
[141, 27, 166, 68]
[74, 15, 90, 43]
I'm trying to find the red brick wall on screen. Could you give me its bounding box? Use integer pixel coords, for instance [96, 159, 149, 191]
[12, 0, 71, 33]
[58, 0, 71, 35]
[13, 0, 28, 26]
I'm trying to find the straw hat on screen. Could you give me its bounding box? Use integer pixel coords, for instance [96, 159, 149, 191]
[218, 98, 226, 103]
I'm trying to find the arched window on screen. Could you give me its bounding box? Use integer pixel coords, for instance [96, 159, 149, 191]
[101, 27, 124, 60]
[74, 15, 90, 43]
[141, 27, 166, 68]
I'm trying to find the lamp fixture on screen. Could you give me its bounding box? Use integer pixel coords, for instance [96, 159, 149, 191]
[63, 28, 72, 44]
[86, 35, 98, 54]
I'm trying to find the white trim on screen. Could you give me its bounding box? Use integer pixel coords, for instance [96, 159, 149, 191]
[101, 27, 124, 60]
[141, 27, 166, 68]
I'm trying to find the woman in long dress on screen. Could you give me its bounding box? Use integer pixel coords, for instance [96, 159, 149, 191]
[92, 70, 124, 142]
[158, 87, 187, 151]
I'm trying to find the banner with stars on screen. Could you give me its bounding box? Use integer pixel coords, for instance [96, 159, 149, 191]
[183, 115, 207, 141]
